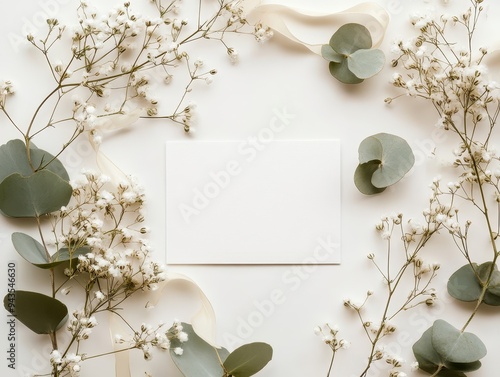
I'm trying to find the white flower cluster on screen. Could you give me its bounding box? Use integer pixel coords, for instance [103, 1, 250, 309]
[253, 22, 274, 43]
[56, 171, 166, 292]
[115, 320, 188, 360]
[314, 323, 350, 352]
[0, 80, 14, 108]
[389, 1, 495, 140]
[50, 350, 82, 376]
[372, 345, 420, 377]
[67, 310, 98, 341]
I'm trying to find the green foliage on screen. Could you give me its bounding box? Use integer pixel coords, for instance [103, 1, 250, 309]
[413, 320, 485, 376]
[3, 290, 68, 334]
[0, 170, 73, 217]
[223, 342, 273, 377]
[0, 139, 69, 181]
[354, 133, 414, 195]
[0, 140, 72, 218]
[170, 323, 272, 377]
[321, 23, 385, 84]
[12, 232, 89, 269]
[170, 323, 230, 377]
[447, 262, 500, 306]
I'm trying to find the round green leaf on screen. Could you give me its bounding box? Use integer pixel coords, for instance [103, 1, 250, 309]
[444, 361, 482, 373]
[486, 271, 500, 295]
[11, 232, 50, 266]
[170, 322, 229, 377]
[354, 133, 414, 194]
[368, 133, 414, 188]
[447, 263, 482, 302]
[413, 326, 468, 377]
[328, 60, 363, 84]
[11, 233, 90, 269]
[347, 48, 385, 79]
[329, 23, 372, 55]
[354, 161, 386, 195]
[0, 170, 72, 217]
[223, 342, 273, 377]
[431, 319, 487, 364]
[3, 290, 68, 334]
[483, 290, 500, 306]
[321, 45, 343, 63]
[0, 139, 69, 183]
[358, 136, 383, 164]
[413, 326, 443, 368]
[476, 261, 496, 284]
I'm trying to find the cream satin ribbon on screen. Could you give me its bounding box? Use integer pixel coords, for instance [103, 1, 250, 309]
[88, 108, 143, 184]
[244, 1, 390, 53]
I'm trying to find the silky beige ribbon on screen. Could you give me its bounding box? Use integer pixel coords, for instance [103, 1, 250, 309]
[244, 1, 390, 53]
[88, 108, 143, 183]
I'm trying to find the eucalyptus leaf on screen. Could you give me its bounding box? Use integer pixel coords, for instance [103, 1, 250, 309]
[170, 322, 229, 377]
[482, 290, 500, 306]
[223, 342, 273, 377]
[324, 23, 385, 83]
[354, 161, 386, 195]
[11, 232, 49, 266]
[431, 319, 487, 364]
[329, 23, 372, 55]
[0, 170, 72, 217]
[476, 261, 496, 284]
[413, 326, 468, 376]
[447, 263, 482, 302]
[3, 290, 68, 334]
[52, 247, 90, 269]
[413, 323, 483, 376]
[328, 60, 363, 84]
[486, 271, 500, 296]
[321, 45, 342, 63]
[369, 133, 414, 188]
[347, 49, 385, 79]
[473, 261, 500, 303]
[358, 136, 383, 164]
[12, 233, 89, 269]
[354, 133, 414, 195]
[413, 327, 442, 367]
[0, 139, 69, 183]
[444, 360, 482, 372]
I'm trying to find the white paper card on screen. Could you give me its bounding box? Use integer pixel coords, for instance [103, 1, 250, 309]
[165, 140, 341, 264]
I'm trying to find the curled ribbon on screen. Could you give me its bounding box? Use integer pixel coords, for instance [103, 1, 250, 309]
[244, 1, 390, 54]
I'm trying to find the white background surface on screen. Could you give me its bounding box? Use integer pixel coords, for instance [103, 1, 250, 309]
[1, 0, 500, 376]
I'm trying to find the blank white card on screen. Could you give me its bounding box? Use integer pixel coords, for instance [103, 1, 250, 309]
[165, 140, 341, 264]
